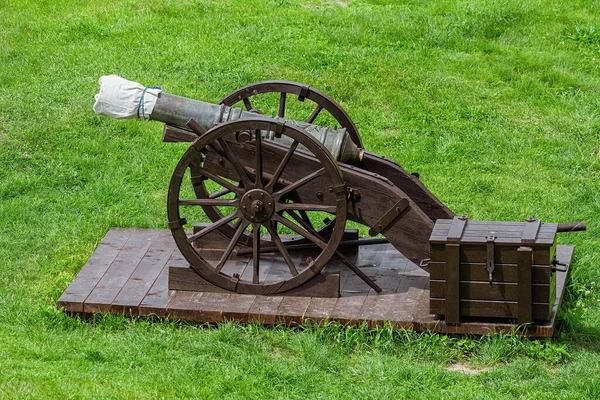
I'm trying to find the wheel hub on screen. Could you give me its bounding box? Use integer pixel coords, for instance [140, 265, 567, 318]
[240, 189, 274, 223]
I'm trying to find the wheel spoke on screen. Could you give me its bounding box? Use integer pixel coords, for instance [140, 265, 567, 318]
[254, 130, 263, 188]
[208, 188, 232, 199]
[273, 168, 325, 200]
[277, 203, 337, 213]
[216, 138, 252, 188]
[265, 221, 298, 276]
[278, 92, 286, 118]
[265, 140, 299, 192]
[252, 223, 261, 284]
[243, 97, 253, 111]
[191, 164, 243, 195]
[179, 198, 238, 206]
[306, 104, 323, 124]
[215, 221, 249, 273]
[187, 212, 240, 243]
[273, 214, 327, 250]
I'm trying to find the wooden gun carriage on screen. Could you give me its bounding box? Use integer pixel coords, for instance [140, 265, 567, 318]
[87, 76, 585, 328]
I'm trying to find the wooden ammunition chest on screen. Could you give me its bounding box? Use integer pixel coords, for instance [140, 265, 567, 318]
[429, 217, 557, 324]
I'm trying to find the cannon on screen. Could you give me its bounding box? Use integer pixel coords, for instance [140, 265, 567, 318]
[93, 75, 584, 319]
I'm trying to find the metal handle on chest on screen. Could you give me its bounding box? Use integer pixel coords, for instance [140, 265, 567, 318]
[486, 233, 496, 284]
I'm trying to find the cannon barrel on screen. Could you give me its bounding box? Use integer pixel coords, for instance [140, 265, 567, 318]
[93, 75, 363, 165]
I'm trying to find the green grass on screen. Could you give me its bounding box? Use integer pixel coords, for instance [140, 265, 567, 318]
[1, 0, 600, 398]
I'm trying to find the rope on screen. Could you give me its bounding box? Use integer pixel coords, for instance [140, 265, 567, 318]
[137, 85, 162, 119]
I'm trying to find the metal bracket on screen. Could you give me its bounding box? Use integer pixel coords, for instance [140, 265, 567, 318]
[486, 233, 496, 284]
[552, 257, 569, 272]
[298, 85, 310, 102]
[168, 218, 187, 230]
[269, 118, 286, 138]
[368, 198, 410, 236]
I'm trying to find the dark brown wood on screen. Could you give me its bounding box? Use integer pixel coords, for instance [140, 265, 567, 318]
[168, 291, 230, 322]
[429, 298, 552, 320]
[430, 245, 555, 271]
[59, 229, 574, 338]
[517, 247, 533, 324]
[168, 263, 340, 298]
[331, 296, 366, 325]
[430, 219, 557, 323]
[303, 297, 339, 324]
[162, 125, 198, 142]
[429, 280, 552, 303]
[222, 294, 257, 323]
[138, 265, 172, 318]
[170, 117, 349, 296]
[447, 216, 468, 243]
[521, 220, 541, 244]
[358, 294, 395, 328]
[112, 230, 176, 313]
[58, 228, 133, 312]
[219, 80, 363, 148]
[430, 262, 554, 286]
[276, 296, 311, 325]
[444, 243, 460, 324]
[204, 138, 435, 266]
[84, 230, 159, 313]
[248, 296, 284, 324]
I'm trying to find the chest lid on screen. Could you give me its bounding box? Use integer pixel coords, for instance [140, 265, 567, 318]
[430, 217, 557, 246]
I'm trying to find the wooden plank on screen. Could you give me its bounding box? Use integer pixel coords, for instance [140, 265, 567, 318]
[168, 265, 230, 293]
[166, 291, 204, 321]
[222, 294, 257, 323]
[385, 275, 428, 328]
[446, 216, 467, 242]
[167, 292, 230, 323]
[430, 243, 554, 266]
[279, 273, 340, 297]
[429, 299, 553, 320]
[138, 264, 172, 318]
[358, 294, 395, 327]
[58, 228, 133, 312]
[303, 297, 339, 323]
[517, 247, 533, 324]
[429, 280, 551, 303]
[429, 261, 552, 284]
[331, 296, 366, 326]
[444, 243, 460, 324]
[112, 230, 176, 313]
[84, 230, 159, 313]
[248, 296, 283, 324]
[521, 220, 541, 243]
[276, 296, 311, 325]
[162, 124, 198, 142]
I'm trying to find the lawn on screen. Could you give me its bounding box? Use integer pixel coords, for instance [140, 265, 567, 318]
[1, 0, 600, 398]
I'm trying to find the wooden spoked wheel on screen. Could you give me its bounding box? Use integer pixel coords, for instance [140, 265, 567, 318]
[220, 80, 363, 148]
[167, 117, 348, 294]
[219, 80, 360, 242]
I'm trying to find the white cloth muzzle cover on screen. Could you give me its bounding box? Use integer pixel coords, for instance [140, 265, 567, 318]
[93, 75, 162, 120]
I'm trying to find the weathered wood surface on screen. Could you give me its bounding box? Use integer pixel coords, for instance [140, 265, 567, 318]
[58, 228, 574, 337]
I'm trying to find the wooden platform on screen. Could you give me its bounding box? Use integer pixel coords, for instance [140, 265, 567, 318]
[58, 228, 574, 337]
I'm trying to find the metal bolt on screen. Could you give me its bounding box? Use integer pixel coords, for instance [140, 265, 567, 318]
[316, 192, 324, 200]
[218, 157, 225, 165]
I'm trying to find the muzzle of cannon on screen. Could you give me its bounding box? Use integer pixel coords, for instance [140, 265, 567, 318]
[93, 76, 583, 299]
